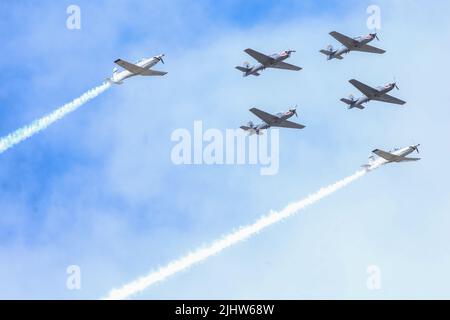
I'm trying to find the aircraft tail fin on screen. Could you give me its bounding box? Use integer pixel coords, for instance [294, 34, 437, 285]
[320, 49, 343, 60]
[236, 66, 254, 77]
[240, 125, 258, 136]
[105, 78, 123, 85]
[340, 98, 354, 105]
[235, 66, 249, 73]
[319, 49, 333, 59]
[340, 98, 364, 109]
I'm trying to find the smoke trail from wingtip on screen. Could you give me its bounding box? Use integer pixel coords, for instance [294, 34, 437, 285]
[104, 168, 372, 300]
[0, 82, 111, 154]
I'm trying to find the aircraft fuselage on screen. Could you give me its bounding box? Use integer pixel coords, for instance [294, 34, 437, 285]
[388, 145, 418, 160]
[366, 145, 420, 169]
[350, 83, 396, 109]
[110, 55, 163, 84]
[245, 51, 293, 76]
[330, 33, 376, 60]
[253, 109, 296, 132]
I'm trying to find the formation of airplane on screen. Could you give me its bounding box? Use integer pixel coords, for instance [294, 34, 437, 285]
[109, 31, 420, 168]
[240, 107, 305, 135]
[320, 31, 385, 60]
[363, 144, 420, 170]
[341, 79, 406, 109]
[107, 54, 167, 84]
[235, 48, 302, 77]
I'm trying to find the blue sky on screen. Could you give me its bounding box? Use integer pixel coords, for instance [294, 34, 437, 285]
[0, 0, 449, 299]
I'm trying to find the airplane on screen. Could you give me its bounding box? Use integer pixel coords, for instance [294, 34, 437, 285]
[341, 79, 406, 109]
[240, 106, 305, 135]
[320, 31, 385, 60]
[363, 144, 420, 170]
[236, 48, 302, 77]
[107, 54, 167, 84]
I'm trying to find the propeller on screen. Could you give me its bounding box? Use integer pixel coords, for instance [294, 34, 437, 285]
[392, 77, 399, 90]
[290, 105, 298, 117]
[348, 94, 355, 101]
[412, 144, 420, 153]
[243, 61, 251, 68]
[156, 54, 165, 64]
[326, 45, 334, 52]
[370, 30, 380, 41]
[247, 121, 255, 128]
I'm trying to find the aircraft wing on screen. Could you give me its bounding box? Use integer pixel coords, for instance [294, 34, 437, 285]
[330, 31, 359, 48]
[115, 59, 167, 76]
[114, 59, 147, 74]
[271, 119, 305, 129]
[140, 69, 167, 76]
[244, 48, 274, 65]
[249, 108, 279, 124]
[352, 44, 386, 54]
[373, 149, 420, 162]
[349, 79, 378, 97]
[269, 61, 302, 71]
[371, 93, 406, 105]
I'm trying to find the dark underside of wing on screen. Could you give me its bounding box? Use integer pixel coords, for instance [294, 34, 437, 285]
[352, 44, 385, 54]
[371, 94, 406, 105]
[271, 119, 305, 129]
[244, 48, 274, 65]
[349, 79, 378, 97]
[269, 61, 302, 71]
[249, 108, 279, 124]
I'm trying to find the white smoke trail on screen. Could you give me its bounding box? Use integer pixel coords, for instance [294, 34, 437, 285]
[0, 82, 111, 154]
[104, 168, 372, 300]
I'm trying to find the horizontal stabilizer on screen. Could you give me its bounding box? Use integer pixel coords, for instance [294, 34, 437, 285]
[340, 98, 353, 105]
[105, 78, 123, 85]
[235, 66, 249, 73]
[340, 98, 364, 109]
[320, 49, 343, 59]
[320, 49, 333, 56]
